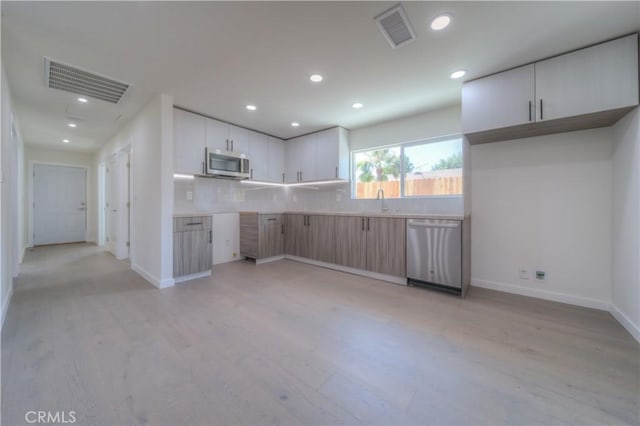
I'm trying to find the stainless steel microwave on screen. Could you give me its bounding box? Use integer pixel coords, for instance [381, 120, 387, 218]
[205, 149, 250, 179]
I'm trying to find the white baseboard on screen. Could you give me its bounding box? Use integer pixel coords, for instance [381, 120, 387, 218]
[174, 270, 211, 283]
[471, 278, 610, 311]
[131, 263, 175, 289]
[1, 285, 14, 330]
[285, 255, 407, 286]
[610, 304, 640, 343]
[256, 255, 285, 265]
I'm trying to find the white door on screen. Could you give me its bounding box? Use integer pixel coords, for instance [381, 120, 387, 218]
[106, 151, 130, 259]
[33, 164, 87, 245]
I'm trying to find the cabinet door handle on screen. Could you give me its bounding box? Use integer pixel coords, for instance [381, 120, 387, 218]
[202, 161, 205, 174]
[226, 139, 229, 151]
[209, 229, 212, 244]
[361, 217, 364, 231]
[267, 218, 277, 221]
[231, 140, 234, 151]
[367, 217, 370, 231]
[528, 101, 532, 122]
[335, 166, 338, 178]
[250, 168, 253, 179]
[281, 224, 284, 234]
[539, 99, 543, 120]
[300, 171, 303, 181]
[186, 222, 203, 226]
[282, 173, 285, 183]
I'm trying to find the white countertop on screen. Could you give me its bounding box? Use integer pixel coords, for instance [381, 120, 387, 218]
[175, 211, 467, 220]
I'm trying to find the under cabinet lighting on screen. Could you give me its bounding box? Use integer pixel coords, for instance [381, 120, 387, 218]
[173, 173, 195, 180]
[309, 74, 323, 83]
[68, 123, 77, 128]
[240, 180, 286, 187]
[245, 104, 257, 111]
[291, 122, 300, 127]
[62, 139, 70, 143]
[77, 97, 88, 103]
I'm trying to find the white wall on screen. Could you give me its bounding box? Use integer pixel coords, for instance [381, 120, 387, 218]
[611, 107, 640, 341]
[24, 146, 95, 245]
[1, 64, 24, 327]
[471, 127, 614, 309]
[96, 93, 174, 288]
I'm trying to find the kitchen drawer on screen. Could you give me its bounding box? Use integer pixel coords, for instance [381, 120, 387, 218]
[174, 216, 212, 232]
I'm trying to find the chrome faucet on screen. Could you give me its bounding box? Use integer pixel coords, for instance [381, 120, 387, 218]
[376, 188, 388, 212]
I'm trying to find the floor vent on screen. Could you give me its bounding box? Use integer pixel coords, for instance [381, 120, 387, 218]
[374, 3, 416, 49]
[45, 58, 130, 104]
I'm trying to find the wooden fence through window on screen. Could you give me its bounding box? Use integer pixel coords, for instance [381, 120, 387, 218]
[356, 176, 463, 198]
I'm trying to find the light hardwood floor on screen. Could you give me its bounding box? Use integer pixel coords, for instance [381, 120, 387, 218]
[2, 244, 638, 425]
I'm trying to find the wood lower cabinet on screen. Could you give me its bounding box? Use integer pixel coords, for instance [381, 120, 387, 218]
[240, 212, 284, 260]
[307, 215, 335, 264]
[173, 216, 212, 277]
[365, 217, 406, 277]
[285, 214, 334, 263]
[334, 216, 367, 270]
[285, 214, 308, 258]
[334, 216, 406, 276]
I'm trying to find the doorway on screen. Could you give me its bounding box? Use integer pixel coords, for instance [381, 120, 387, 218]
[105, 149, 130, 260]
[32, 164, 87, 246]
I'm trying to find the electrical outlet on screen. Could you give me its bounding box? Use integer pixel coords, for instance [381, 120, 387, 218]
[232, 252, 237, 257]
[519, 268, 529, 280]
[186, 191, 193, 201]
[536, 270, 546, 281]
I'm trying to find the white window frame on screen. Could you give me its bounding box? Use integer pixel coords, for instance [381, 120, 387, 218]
[351, 135, 463, 200]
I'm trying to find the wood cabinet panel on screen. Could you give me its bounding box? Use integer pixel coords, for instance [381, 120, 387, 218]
[307, 215, 334, 264]
[366, 217, 406, 277]
[173, 216, 212, 278]
[259, 214, 284, 259]
[239, 213, 258, 258]
[334, 216, 367, 270]
[285, 214, 308, 258]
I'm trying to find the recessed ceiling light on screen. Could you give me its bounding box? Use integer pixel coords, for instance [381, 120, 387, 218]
[309, 74, 323, 83]
[430, 14, 452, 31]
[62, 139, 70, 143]
[291, 122, 300, 127]
[77, 97, 88, 103]
[68, 123, 77, 128]
[352, 102, 364, 109]
[450, 69, 466, 79]
[245, 105, 257, 111]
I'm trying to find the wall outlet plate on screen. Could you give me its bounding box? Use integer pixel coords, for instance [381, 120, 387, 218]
[519, 269, 529, 280]
[535, 270, 546, 280]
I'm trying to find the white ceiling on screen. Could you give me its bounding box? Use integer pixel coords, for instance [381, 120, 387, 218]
[2, 1, 638, 152]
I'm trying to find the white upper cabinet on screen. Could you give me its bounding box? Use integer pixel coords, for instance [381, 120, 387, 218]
[205, 118, 249, 155]
[315, 127, 350, 180]
[285, 136, 303, 183]
[284, 127, 350, 183]
[267, 137, 285, 184]
[205, 117, 229, 153]
[462, 34, 639, 144]
[535, 34, 639, 122]
[174, 108, 206, 175]
[462, 64, 535, 134]
[247, 130, 268, 181]
[228, 124, 249, 155]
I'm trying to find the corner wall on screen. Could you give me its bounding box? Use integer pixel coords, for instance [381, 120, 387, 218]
[1, 64, 24, 327]
[96, 93, 174, 288]
[470, 127, 614, 310]
[612, 107, 640, 341]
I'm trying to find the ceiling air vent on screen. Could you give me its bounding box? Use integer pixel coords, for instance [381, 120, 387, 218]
[45, 57, 130, 104]
[374, 3, 416, 49]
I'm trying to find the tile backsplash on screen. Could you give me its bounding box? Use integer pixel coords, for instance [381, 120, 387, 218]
[174, 178, 463, 215]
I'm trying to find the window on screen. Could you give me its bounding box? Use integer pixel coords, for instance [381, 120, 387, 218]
[352, 137, 462, 199]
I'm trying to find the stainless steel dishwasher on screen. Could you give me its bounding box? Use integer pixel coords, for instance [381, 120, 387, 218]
[407, 219, 462, 294]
